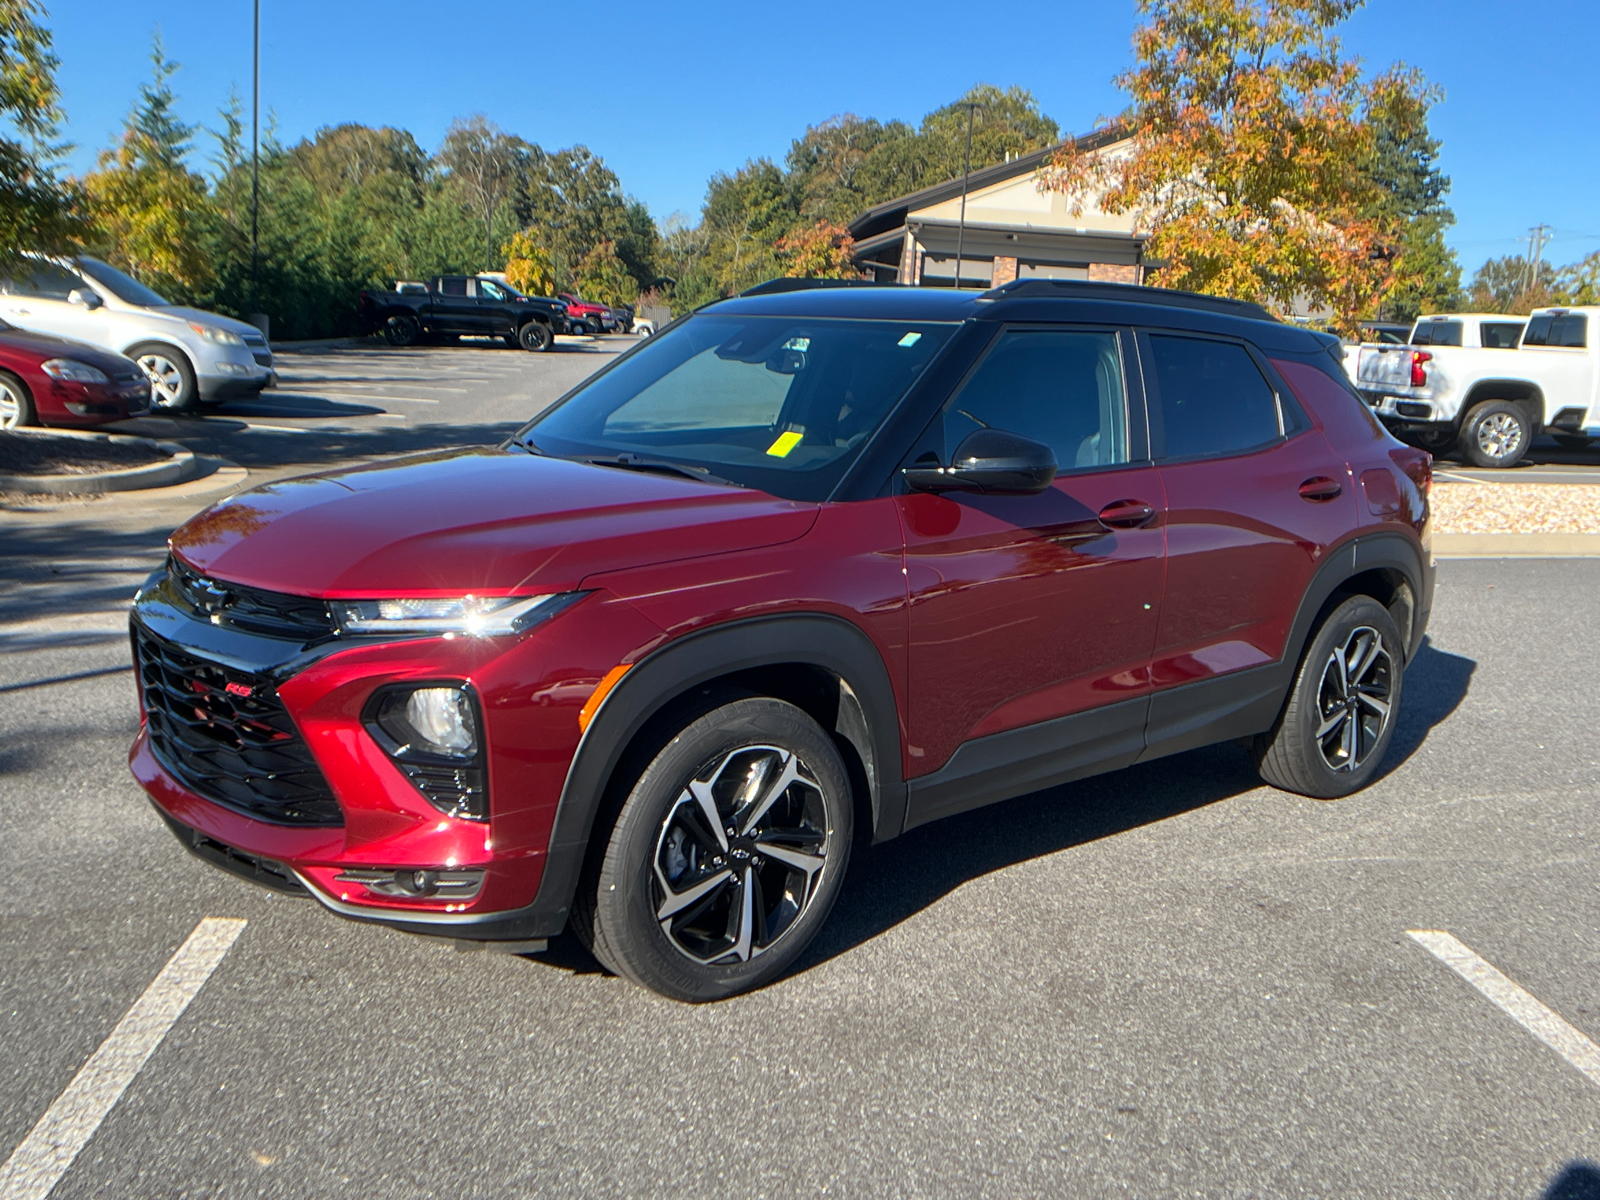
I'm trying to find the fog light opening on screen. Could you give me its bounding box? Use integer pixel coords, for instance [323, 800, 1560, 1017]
[334, 867, 485, 901]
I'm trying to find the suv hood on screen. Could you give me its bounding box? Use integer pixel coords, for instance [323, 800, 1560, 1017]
[170, 448, 819, 596]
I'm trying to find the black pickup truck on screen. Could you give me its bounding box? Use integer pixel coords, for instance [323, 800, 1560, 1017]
[357, 276, 569, 351]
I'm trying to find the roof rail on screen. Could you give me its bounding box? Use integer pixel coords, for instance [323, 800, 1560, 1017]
[739, 277, 901, 298]
[981, 278, 1277, 323]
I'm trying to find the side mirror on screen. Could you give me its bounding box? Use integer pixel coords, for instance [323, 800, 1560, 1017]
[902, 428, 1058, 495]
[67, 288, 101, 310]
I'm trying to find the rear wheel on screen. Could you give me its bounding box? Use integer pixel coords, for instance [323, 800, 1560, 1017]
[382, 315, 420, 347]
[1254, 595, 1404, 799]
[0, 370, 35, 428]
[128, 343, 197, 413]
[579, 697, 854, 1001]
[1459, 400, 1531, 468]
[518, 320, 552, 352]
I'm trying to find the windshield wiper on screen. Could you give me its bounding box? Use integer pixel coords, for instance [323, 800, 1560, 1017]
[578, 454, 742, 488]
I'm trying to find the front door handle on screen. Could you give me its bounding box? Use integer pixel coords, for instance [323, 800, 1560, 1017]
[1298, 476, 1343, 502]
[1098, 499, 1157, 529]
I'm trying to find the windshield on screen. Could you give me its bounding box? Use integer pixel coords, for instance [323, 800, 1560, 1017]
[522, 314, 956, 502]
[75, 256, 170, 306]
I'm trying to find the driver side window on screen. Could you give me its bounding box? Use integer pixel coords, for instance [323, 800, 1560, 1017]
[941, 328, 1130, 471]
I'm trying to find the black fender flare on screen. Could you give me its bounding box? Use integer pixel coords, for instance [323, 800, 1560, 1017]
[525, 613, 906, 936]
[1290, 529, 1430, 673]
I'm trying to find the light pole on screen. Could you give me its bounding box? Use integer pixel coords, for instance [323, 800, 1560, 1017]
[953, 102, 983, 290]
[250, 0, 259, 305]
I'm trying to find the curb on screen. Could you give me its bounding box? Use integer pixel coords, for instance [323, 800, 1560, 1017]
[0, 429, 204, 495]
[1433, 532, 1600, 558]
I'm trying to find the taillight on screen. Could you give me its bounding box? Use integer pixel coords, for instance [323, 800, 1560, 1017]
[1389, 446, 1431, 496]
[1409, 349, 1432, 388]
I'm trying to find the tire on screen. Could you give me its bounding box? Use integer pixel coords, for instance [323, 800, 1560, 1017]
[0, 370, 35, 428]
[128, 343, 198, 413]
[382, 315, 420, 347]
[580, 319, 600, 337]
[518, 320, 552, 352]
[1254, 595, 1404, 799]
[1458, 400, 1531, 468]
[579, 696, 854, 1001]
[1553, 434, 1593, 453]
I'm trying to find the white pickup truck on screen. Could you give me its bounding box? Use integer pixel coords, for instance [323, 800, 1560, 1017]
[1347, 307, 1599, 466]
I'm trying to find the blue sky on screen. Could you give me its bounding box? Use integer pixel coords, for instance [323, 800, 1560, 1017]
[47, 0, 1600, 274]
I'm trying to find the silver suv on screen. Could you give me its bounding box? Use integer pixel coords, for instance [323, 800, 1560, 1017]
[0, 256, 273, 412]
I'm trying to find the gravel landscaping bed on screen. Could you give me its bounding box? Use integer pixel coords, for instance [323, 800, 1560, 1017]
[0, 430, 167, 476]
[1432, 481, 1600, 534]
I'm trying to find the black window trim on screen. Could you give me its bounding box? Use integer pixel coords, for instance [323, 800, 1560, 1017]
[1135, 328, 1310, 466]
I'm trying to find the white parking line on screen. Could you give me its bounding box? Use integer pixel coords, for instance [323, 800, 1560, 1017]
[0, 918, 246, 1200]
[242, 422, 311, 435]
[1408, 930, 1600, 1090]
[311, 392, 439, 404]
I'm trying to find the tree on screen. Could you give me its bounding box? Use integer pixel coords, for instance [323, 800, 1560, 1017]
[438, 114, 521, 272]
[1468, 254, 1556, 314]
[1043, 0, 1438, 333]
[0, 0, 86, 273]
[83, 35, 211, 298]
[572, 239, 637, 306]
[503, 228, 554, 296]
[1556, 251, 1600, 307]
[774, 221, 858, 278]
[1362, 99, 1460, 320]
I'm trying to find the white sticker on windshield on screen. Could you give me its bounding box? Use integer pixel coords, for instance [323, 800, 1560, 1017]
[898, 332, 922, 347]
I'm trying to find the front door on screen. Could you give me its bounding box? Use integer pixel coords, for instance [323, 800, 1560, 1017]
[1138, 330, 1359, 756]
[899, 326, 1165, 826]
[471, 278, 516, 335]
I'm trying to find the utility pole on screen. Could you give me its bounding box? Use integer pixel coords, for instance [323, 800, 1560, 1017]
[1529, 223, 1553, 292]
[953, 103, 981, 290]
[250, 0, 260, 306]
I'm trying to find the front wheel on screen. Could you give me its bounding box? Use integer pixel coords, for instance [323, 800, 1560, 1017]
[128, 343, 197, 413]
[1459, 400, 1531, 468]
[1254, 595, 1404, 799]
[579, 697, 854, 1001]
[518, 321, 552, 352]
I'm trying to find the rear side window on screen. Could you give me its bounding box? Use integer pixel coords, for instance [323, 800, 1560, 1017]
[941, 329, 1129, 471]
[1480, 321, 1524, 349]
[1144, 335, 1282, 461]
[439, 277, 468, 296]
[1523, 313, 1587, 347]
[1410, 321, 1462, 347]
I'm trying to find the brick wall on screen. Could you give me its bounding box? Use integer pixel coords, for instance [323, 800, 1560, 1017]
[1088, 263, 1142, 285]
[991, 256, 1019, 286]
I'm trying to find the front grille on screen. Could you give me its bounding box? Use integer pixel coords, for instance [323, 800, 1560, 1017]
[136, 627, 343, 826]
[397, 760, 487, 822]
[251, 350, 272, 367]
[169, 556, 335, 642]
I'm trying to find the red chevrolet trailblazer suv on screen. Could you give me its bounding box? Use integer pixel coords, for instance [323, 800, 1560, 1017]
[131, 279, 1433, 1001]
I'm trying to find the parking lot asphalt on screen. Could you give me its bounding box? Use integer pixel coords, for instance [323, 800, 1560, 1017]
[3, 343, 1599, 1197]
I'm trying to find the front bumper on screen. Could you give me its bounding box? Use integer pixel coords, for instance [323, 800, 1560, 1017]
[126, 566, 653, 941]
[198, 368, 273, 402]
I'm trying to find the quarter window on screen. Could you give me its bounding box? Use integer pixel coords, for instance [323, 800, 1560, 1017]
[940, 329, 1129, 471]
[1146, 334, 1283, 461]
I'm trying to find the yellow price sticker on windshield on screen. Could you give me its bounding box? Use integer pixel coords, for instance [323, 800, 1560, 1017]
[766, 430, 804, 458]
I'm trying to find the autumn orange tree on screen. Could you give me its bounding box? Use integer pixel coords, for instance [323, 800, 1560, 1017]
[774, 221, 858, 279]
[1044, 0, 1437, 332]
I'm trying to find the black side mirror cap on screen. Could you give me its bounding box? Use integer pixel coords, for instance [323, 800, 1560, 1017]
[902, 428, 1058, 495]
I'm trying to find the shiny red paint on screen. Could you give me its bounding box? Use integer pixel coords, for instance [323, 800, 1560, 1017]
[0, 323, 149, 427]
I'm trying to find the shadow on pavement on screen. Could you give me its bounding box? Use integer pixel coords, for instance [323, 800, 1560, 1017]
[143, 417, 529, 472]
[1382, 636, 1476, 769]
[1545, 1161, 1600, 1200]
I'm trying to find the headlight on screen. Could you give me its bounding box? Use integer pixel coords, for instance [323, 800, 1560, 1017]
[333, 592, 577, 637]
[41, 359, 110, 384]
[187, 322, 246, 347]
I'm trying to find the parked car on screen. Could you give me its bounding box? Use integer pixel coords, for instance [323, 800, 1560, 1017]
[632, 315, 656, 338]
[0, 255, 272, 413]
[358, 276, 567, 351]
[0, 317, 150, 429]
[1347, 306, 1599, 463]
[130, 279, 1432, 1001]
[608, 303, 635, 334]
[556, 293, 613, 335]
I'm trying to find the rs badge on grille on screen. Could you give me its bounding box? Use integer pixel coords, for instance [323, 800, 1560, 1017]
[224, 681, 254, 698]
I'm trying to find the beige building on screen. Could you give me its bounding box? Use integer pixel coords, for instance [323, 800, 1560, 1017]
[848, 127, 1147, 288]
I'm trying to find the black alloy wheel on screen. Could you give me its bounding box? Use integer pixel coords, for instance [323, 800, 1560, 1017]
[518, 320, 552, 352]
[383, 315, 420, 347]
[1254, 594, 1404, 799]
[578, 697, 853, 1001]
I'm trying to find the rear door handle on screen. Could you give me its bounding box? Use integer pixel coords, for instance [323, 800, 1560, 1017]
[1098, 499, 1157, 529]
[1298, 476, 1343, 502]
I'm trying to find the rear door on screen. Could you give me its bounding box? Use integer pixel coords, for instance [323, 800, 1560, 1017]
[431, 277, 483, 333]
[899, 325, 1165, 820]
[1139, 330, 1357, 758]
[0, 260, 110, 349]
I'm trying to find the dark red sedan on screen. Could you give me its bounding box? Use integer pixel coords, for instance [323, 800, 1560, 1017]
[130, 280, 1433, 1000]
[0, 318, 151, 429]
